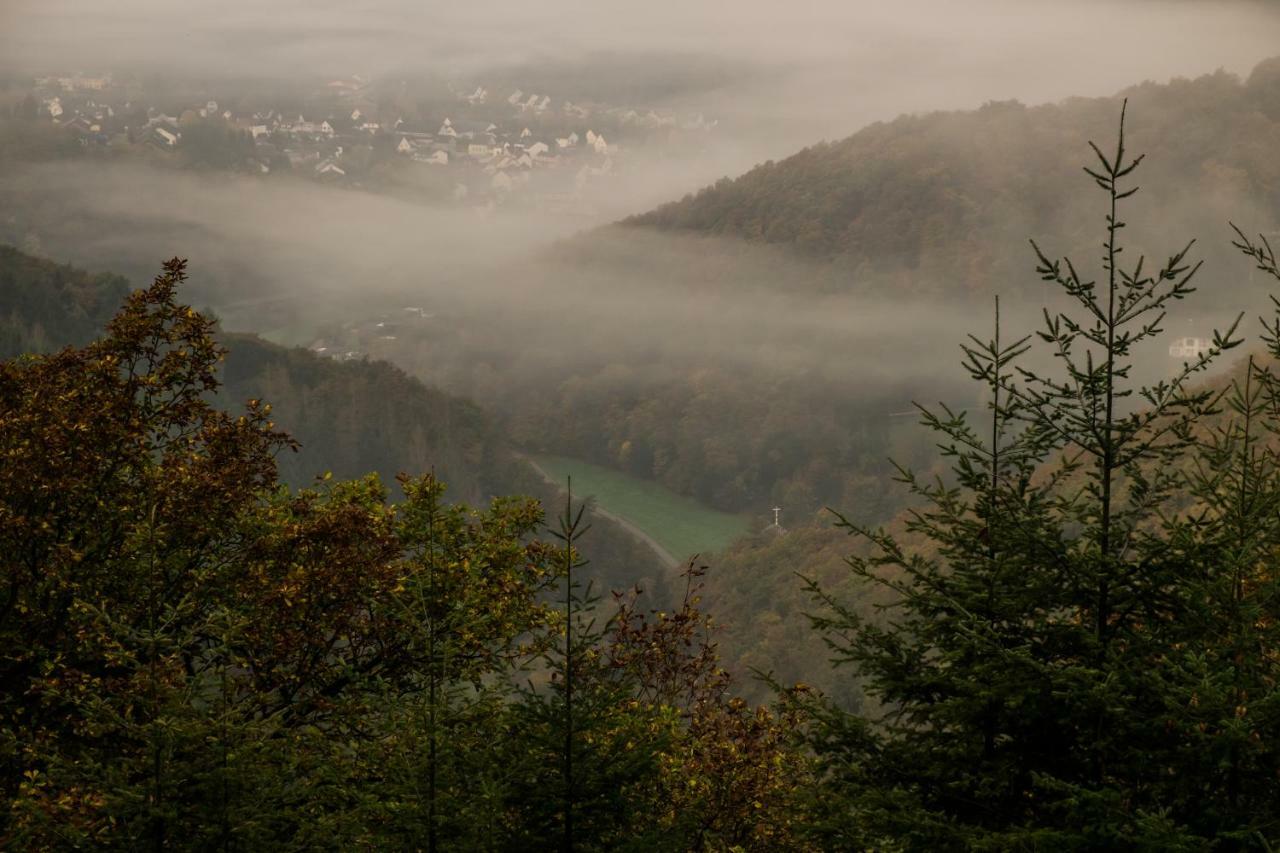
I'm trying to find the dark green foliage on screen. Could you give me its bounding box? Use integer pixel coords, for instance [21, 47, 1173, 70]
[503, 491, 668, 851]
[0, 245, 130, 358]
[218, 333, 516, 504]
[804, 104, 1280, 849]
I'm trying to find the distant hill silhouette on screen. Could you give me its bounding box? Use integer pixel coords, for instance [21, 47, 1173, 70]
[621, 58, 1280, 299]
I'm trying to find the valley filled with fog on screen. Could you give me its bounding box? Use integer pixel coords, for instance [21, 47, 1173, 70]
[11, 1, 1280, 846]
[5, 1, 1280, 663]
[4, 0, 1279, 608]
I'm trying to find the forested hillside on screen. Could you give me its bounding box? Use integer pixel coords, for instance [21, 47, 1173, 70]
[219, 333, 515, 503]
[0, 245, 130, 357]
[623, 59, 1280, 298]
[0, 246, 668, 596]
[373, 273, 954, 523]
[0, 246, 514, 502]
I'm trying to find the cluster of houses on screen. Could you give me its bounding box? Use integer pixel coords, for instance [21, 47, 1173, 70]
[34, 75, 119, 145]
[457, 83, 716, 131]
[389, 112, 615, 194]
[35, 73, 110, 92]
[39, 95, 114, 143]
[22, 72, 714, 206]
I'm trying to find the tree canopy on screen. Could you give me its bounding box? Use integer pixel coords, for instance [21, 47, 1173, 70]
[0, 260, 810, 849]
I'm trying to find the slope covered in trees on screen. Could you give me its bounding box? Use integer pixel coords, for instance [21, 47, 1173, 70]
[0, 245, 131, 358]
[622, 59, 1280, 299]
[0, 245, 514, 503]
[0, 246, 669, 597]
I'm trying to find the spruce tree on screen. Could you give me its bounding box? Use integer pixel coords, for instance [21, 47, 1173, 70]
[805, 103, 1251, 848]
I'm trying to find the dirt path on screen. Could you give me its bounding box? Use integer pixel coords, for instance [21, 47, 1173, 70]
[520, 454, 681, 568]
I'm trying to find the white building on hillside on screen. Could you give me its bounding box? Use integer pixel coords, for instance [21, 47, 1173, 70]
[1168, 336, 1213, 360]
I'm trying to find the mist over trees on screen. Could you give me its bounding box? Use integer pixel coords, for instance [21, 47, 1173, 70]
[8, 0, 1280, 844]
[7, 103, 1280, 847]
[627, 62, 1280, 299]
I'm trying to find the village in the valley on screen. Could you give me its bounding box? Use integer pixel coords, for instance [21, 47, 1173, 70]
[17, 71, 719, 211]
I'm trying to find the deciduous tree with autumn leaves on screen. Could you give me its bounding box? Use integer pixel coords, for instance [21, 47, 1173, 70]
[0, 259, 810, 850]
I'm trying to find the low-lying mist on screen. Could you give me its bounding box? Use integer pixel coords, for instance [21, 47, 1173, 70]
[0, 149, 1259, 403]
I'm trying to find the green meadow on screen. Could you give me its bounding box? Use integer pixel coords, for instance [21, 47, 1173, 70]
[533, 455, 749, 560]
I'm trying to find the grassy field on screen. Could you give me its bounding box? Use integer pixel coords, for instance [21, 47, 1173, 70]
[533, 455, 749, 560]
